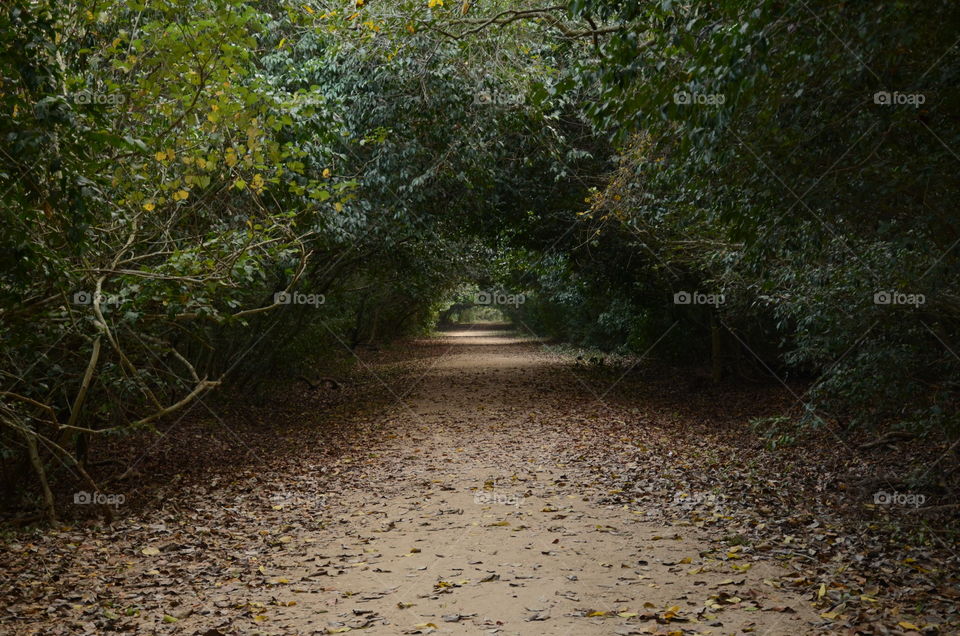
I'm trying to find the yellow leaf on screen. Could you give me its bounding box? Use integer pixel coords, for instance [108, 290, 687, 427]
[225, 149, 238, 167]
[817, 583, 826, 599]
[142, 202, 155, 211]
[898, 622, 921, 631]
[302, 4, 314, 13]
[617, 612, 638, 618]
[586, 610, 606, 617]
[154, 151, 166, 161]
[413, 623, 437, 629]
[322, 168, 332, 178]
[333, 202, 343, 212]
[165, 148, 175, 160]
[427, 0, 443, 6]
[173, 189, 189, 201]
[141, 546, 160, 556]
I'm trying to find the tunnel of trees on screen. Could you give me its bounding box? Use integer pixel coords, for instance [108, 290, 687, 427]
[1, 0, 958, 530]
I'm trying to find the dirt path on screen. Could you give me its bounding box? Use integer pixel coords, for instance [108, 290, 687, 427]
[1, 326, 821, 635]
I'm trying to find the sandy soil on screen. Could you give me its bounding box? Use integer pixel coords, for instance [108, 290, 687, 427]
[1, 326, 821, 635]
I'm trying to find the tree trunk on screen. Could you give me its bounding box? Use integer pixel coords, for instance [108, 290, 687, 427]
[711, 312, 723, 384]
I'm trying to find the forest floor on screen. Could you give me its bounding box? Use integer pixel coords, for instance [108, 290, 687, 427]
[1, 325, 958, 635]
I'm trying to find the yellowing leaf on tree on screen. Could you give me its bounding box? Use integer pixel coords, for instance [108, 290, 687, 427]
[155, 151, 167, 162]
[322, 168, 332, 178]
[225, 149, 238, 167]
[302, 4, 314, 13]
[252, 174, 265, 192]
[143, 201, 156, 211]
[427, 0, 443, 7]
[333, 202, 343, 212]
[165, 148, 175, 160]
[173, 189, 189, 201]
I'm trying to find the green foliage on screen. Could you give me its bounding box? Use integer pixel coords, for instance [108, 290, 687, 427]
[2, 0, 958, 521]
[532, 0, 960, 432]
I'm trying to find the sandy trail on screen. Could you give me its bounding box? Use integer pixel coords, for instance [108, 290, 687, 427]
[253, 326, 817, 635]
[2, 325, 819, 635]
